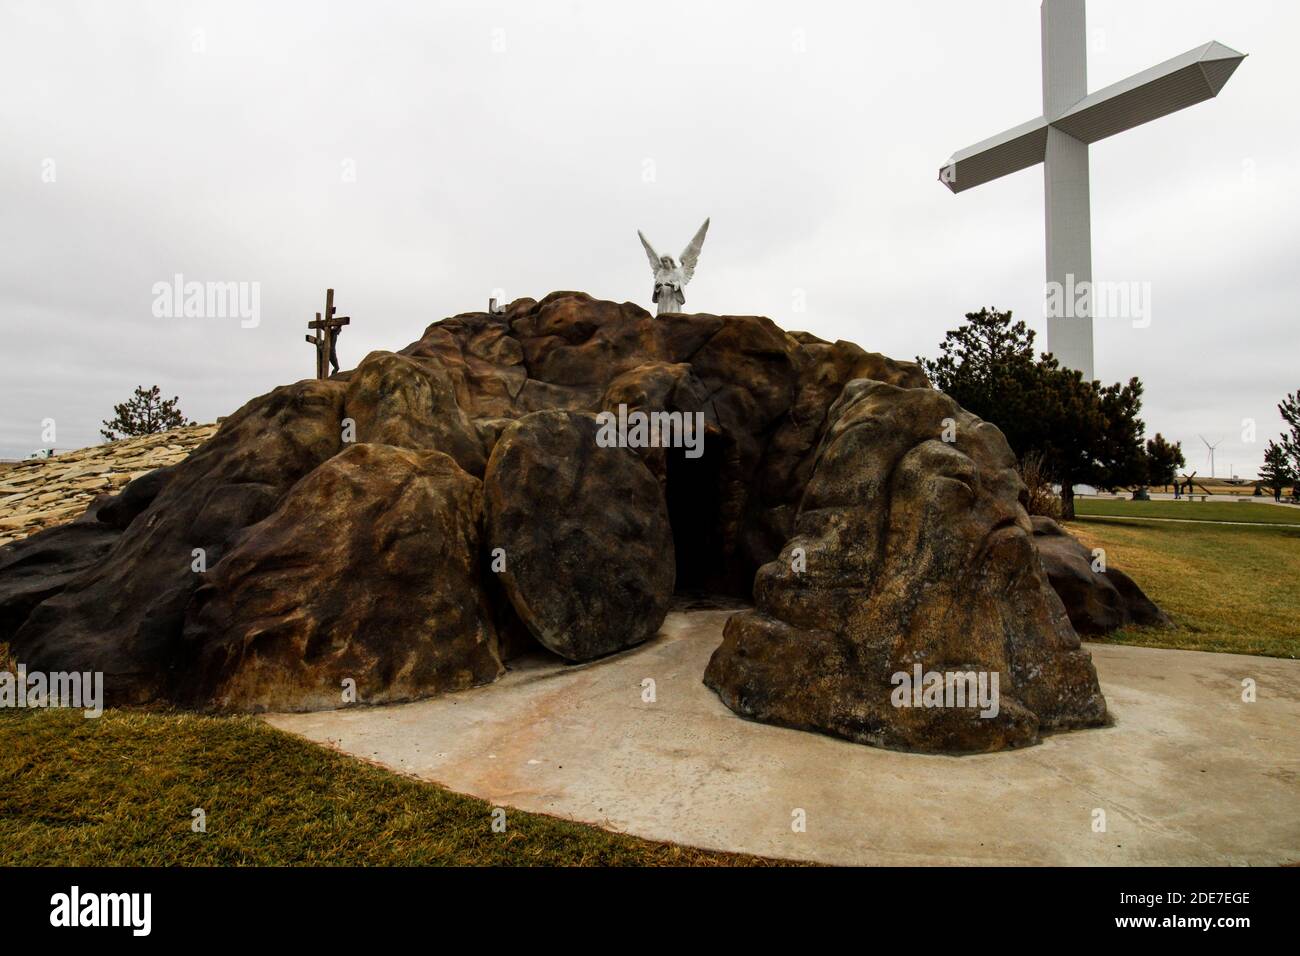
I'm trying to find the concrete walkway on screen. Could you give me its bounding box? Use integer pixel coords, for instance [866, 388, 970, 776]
[266, 608, 1300, 866]
[1079, 514, 1300, 529]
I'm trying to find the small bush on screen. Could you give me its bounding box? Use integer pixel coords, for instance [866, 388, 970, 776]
[1018, 452, 1062, 519]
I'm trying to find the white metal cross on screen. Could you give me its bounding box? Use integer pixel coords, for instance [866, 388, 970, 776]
[940, 0, 1245, 380]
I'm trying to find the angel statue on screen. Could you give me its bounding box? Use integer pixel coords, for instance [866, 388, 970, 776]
[637, 218, 710, 316]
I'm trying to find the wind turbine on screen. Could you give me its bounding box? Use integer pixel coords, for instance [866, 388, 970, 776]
[1198, 435, 1222, 479]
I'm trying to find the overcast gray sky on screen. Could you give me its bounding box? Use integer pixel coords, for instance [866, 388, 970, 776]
[1, 0, 1295, 477]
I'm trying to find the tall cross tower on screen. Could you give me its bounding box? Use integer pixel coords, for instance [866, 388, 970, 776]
[940, 0, 1245, 380]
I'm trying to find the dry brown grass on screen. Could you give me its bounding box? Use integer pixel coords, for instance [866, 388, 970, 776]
[1017, 452, 1062, 519]
[1067, 518, 1300, 658]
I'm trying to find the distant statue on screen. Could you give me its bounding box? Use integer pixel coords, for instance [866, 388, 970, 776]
[328, 324, 342, 374]
[637, 218, 709, 316]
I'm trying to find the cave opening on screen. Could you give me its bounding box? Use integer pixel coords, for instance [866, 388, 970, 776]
[664, 439, 735, 599]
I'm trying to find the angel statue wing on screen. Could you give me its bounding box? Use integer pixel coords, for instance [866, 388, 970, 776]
[678, 218, 710, 285]
[637, 230, 662, 273]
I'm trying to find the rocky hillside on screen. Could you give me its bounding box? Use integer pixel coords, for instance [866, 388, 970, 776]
[0, 425, 218, 546]
[0, 293, 1167, 753]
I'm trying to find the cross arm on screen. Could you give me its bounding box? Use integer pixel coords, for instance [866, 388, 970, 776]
[940, 117, 1048, 194]
[939, 41, 1244, 195]
[1051, 41, 1245, 145]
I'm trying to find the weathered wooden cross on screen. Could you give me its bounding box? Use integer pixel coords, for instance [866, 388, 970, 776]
[305, 288, 350, 379]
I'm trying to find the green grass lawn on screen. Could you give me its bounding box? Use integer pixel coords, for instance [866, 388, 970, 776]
[1066, 518, 1300, 659]
[1075, 497, 1300, 525]
[0, 708, 782, 866]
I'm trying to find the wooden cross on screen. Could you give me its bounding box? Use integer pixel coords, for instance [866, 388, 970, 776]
[305, 288, 350, 379]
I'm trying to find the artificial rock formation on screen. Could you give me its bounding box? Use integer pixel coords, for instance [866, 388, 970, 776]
[483, 410, 674, 661]
[182, 443, 502, 711]
[6, 381, 345, 705]
[705, 381, 1108, 753]
[0, 496, 122, 644]
[0, 292, 1165, 750]
[1032, 516, 1173, 634]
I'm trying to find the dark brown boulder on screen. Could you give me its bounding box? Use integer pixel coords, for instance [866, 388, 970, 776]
[705, 380, 1107, 753]
[756, 336, 931, 563]
[7, 379, 346, 704]
[0, 495, 122, 644]
[343, 350, 486, 476]
[0, 465, 181, 647]
[1031, 516, 1173, 634]
[483, 410, 674, 661]
[181, 443, 501, 711]
[95, 464, 178, 529]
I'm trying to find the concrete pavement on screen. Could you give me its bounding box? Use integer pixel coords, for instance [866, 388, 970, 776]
[266, 607, 1300, 866]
